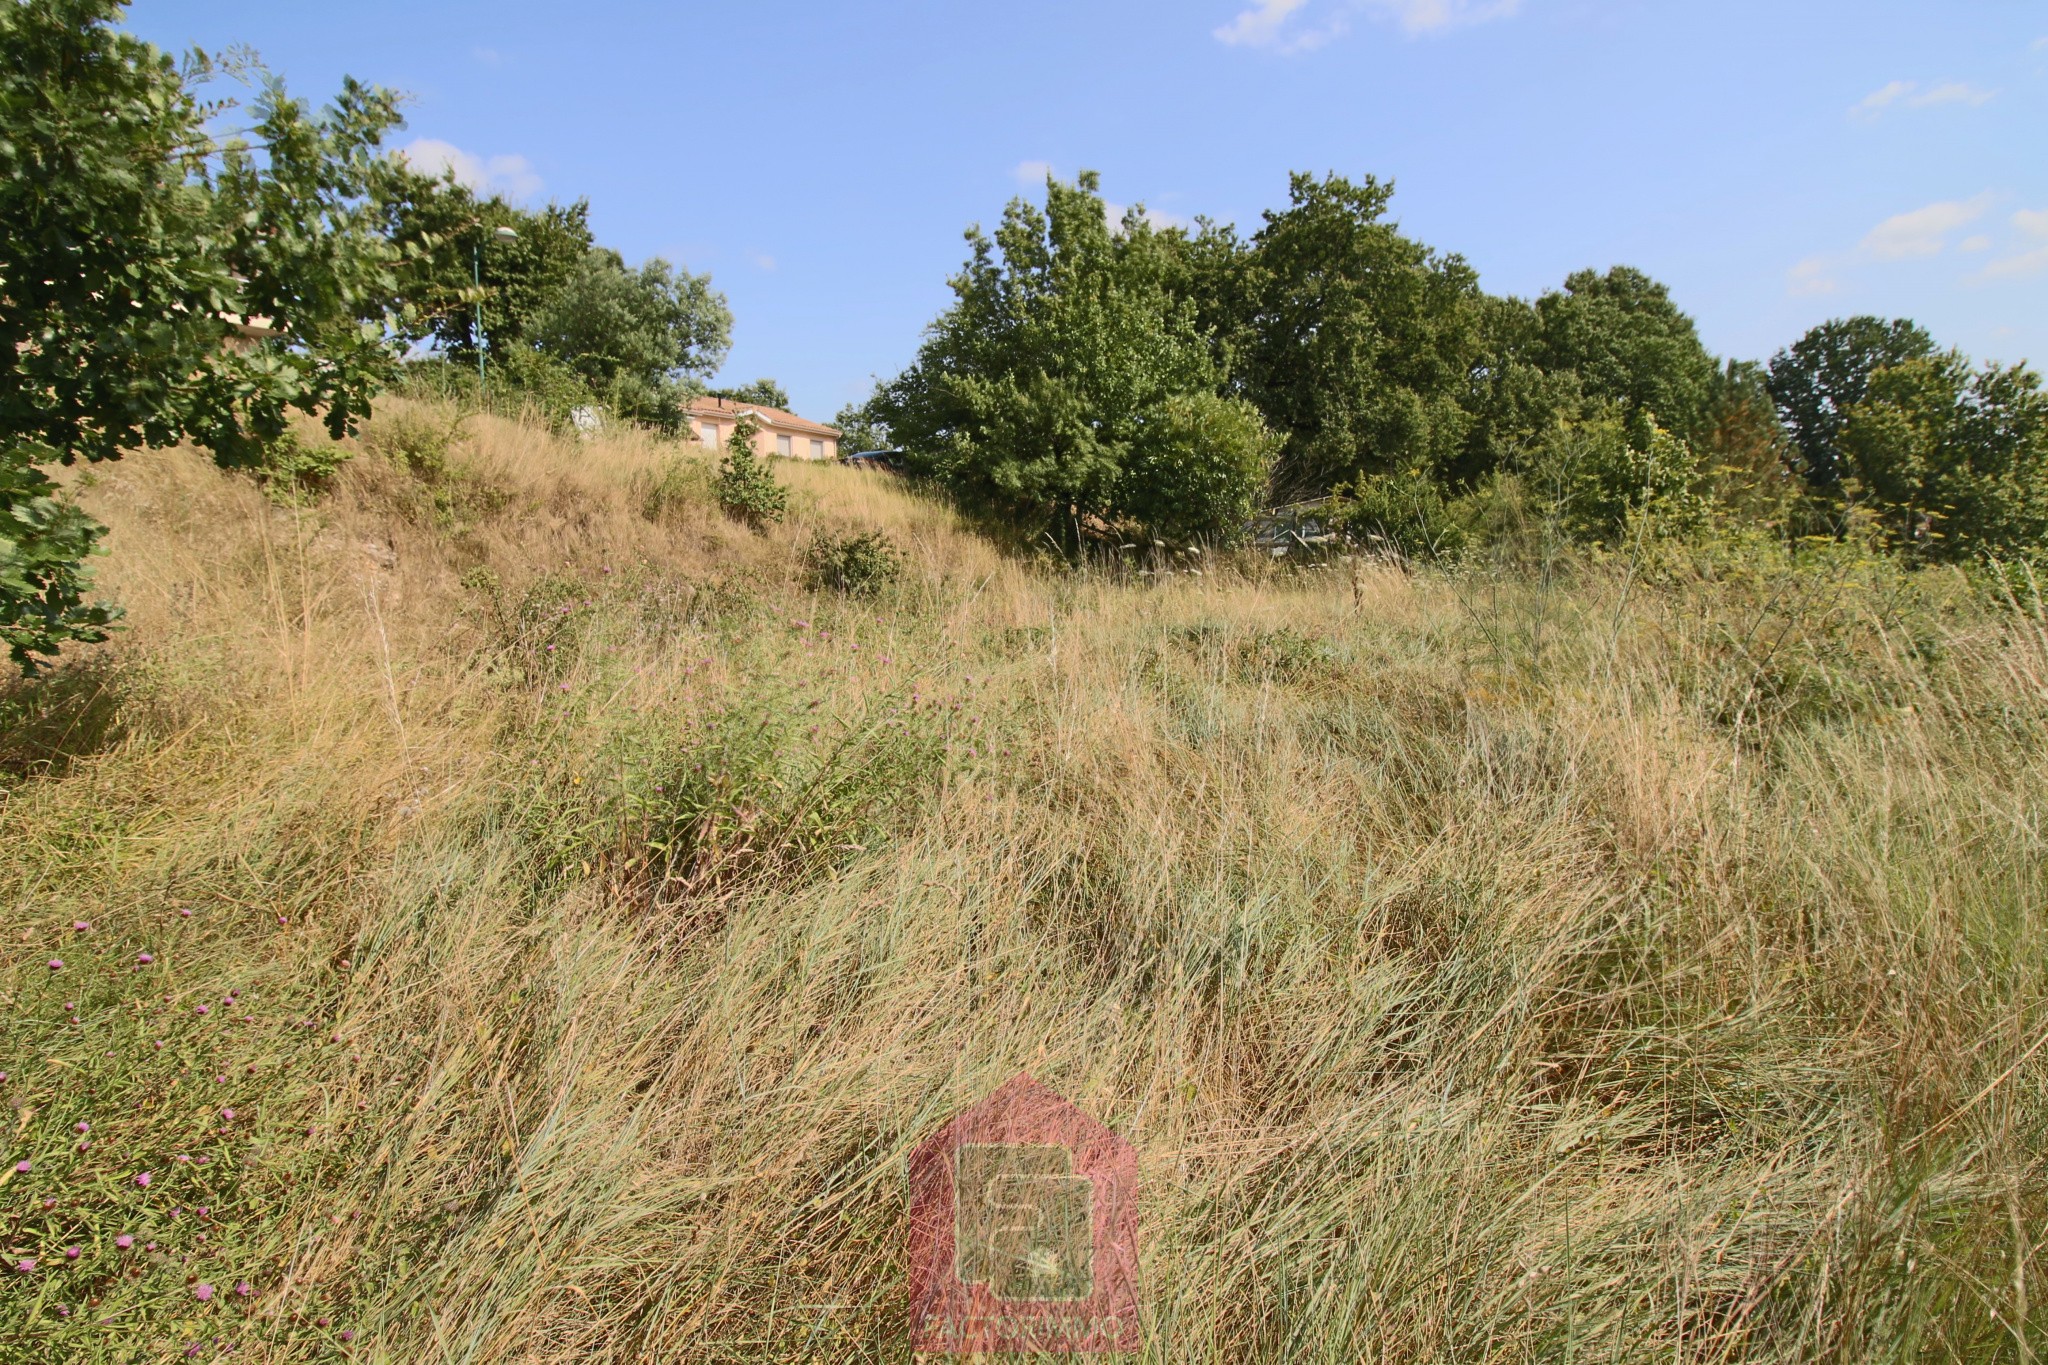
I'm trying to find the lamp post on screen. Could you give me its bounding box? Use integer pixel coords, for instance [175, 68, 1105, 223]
[474, 225, 519, 405]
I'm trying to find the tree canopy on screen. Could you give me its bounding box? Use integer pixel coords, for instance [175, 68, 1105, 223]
[1767, 316, 1935, 490]
[872, 171, 1273, 545]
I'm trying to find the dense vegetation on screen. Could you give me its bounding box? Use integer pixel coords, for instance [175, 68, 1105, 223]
[863, 170, 2048, 564]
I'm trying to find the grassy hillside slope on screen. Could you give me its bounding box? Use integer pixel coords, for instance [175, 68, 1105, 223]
[2, 403, 2042, 1362]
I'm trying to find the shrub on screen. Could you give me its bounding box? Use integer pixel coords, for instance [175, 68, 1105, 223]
[362, 407, 465, 480]
[712, 417, 787, 529]
[252, 430, 352, 506]
[1523, 412, 1710, 546]
[0, 454, 119, 674]
[1331, 469, 1468, 561]
[802, 529, 903, 597]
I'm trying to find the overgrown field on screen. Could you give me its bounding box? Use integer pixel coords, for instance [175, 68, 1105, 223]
[2, 403, 2043, 1362]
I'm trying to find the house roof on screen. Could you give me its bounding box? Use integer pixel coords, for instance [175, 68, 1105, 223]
[686, 395, 839, 439]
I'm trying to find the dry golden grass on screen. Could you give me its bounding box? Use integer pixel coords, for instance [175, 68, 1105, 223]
[0, 401, 2042, 1361]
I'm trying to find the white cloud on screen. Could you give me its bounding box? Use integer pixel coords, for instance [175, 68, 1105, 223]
[1365, 0, 1520, 34]
[1859, 195, 1991, 261]
[1213, 0, 1313, 47]
[1976, 210, 2048, 281]
[471, 46, 505, 67]
[1910, 82, 1996, 109]
[1977, 246, 2048, 282]
[397, 138, 542, 201]
[1851, 80, 1914, 118]
[1213, 0, 1512, 51]
[1012, 160, 1055, 189]
[1787, 257, 1840, 297]
[1787, 195, 2012, 296]
[1852, 79, 1996, 120]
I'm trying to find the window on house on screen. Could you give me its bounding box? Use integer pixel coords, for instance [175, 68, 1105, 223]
[810, 439, 825, 459]
[776, 434, 793, 457]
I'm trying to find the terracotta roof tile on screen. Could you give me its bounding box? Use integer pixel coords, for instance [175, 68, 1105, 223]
[687, 395, 839, 438]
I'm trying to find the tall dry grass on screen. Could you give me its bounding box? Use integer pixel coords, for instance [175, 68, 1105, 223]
[0, 401, 2041, 1362]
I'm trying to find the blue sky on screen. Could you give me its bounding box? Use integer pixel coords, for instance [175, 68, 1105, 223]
[127, 0, 2048, 422]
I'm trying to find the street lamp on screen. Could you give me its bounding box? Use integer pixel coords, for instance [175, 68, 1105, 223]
[475, 225, 519, 405]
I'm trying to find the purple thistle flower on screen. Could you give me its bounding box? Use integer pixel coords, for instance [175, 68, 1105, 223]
[179, 908, 192, 917]
[134, 1171, 151, 1188]
[47, 959, 62, 971]
[192, 1283, 213, 1301]
[339, 1329, 355, 1342]
[73, 921, 90, 932]
[75, 1121, 88, 1134]
[64, 1246, 80, 1260]
[221, 1108, 235, 1121]
[115, 1235, 133, 1249]
[137, 952, 154, 965]
[13, 1160, 28, 1174]
[14, 1259, 33, 1273]
[234, 1281, 251, 1297]
[194, 1004, 208, 1015]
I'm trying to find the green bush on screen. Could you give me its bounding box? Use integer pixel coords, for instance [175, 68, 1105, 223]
[363, 407, 465, 479]
[0, 454, 120, 673]
[802, 528, 903, 597]
[1331, 469, 1469, 561]
[1524, 412, 1710, 546]
[252, 431, 353, 505]
[712, 417, 787, 529]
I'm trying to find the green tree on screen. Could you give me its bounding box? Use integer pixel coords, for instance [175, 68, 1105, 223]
[530, 248, 731, 432]
[1238, 173, 1487, 496]
[0, 0, 417, 669]
[1838, 353, 2048, 560]
[1766, 316, 1934, 490]
[186, 72, 419, 464]
[2, 0, 236, 471]
[1455, 293, 1585, 485]
[873, 172, 1271, 545]
[831, 399, 891, 457]
[388, 178, 597, 360]
[1532, 266, 1719, 447]
[710, 379, 792, 410]
[1699, 360, 1798, 529]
